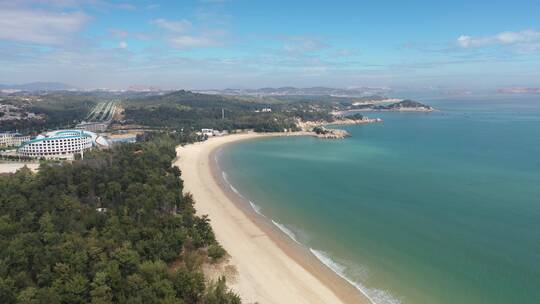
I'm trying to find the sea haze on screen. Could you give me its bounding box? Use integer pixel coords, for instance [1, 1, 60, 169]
[218, 96, 540, 304]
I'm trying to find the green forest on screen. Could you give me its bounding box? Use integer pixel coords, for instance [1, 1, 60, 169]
[0, 92, 101, 133]
[1, 90, 352, 134]
[123, 91, 299, 132]
[0, 134, 240, 304]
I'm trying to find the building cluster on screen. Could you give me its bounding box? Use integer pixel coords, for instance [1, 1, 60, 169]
[0, 104, 42, 121]
[1, 101, 125, 160]
[198, 128, 229, 137]
[0, 132, 31, 148]
[254, 108, 272, 113]
[1, 129, 110, 160]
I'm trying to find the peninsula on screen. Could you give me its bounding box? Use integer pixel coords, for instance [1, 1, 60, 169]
[338, 100, 435, 113]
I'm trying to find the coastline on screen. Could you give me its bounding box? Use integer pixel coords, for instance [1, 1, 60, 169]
[332, 108, 434, 116]
[174, 132, 373, 304]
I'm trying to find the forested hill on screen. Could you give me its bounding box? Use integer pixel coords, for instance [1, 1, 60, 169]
[126, 90, 264, 109]
[124, 90, 298, 132]
[0, 135, 240, 304]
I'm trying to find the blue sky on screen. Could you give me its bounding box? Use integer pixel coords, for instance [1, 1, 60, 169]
[1, 0, 540, 91]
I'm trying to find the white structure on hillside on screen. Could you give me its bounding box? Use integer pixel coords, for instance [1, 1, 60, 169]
[199, 129, 228, 137]
[17, 130, 109, 159]
[255, 108, 272, 113]
[0, 132, 30, 147]
[76, 121, 109, 132]
[201, 128, 214, 137]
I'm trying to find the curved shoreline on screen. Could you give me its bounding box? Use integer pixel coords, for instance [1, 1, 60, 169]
[174, 132, 372, 304]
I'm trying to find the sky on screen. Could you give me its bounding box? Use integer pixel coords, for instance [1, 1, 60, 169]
[1, 0, 540, 90]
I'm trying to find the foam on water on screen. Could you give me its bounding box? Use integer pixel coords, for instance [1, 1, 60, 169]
[249, 200, 263, 216]
[222, 171, 243, 198]
[271, 220, 301, 245]
[221, 168, 397, 303]
[309, 249, 401, 304]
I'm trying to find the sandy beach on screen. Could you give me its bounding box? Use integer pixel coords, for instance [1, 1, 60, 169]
[174, 132, 372, 304]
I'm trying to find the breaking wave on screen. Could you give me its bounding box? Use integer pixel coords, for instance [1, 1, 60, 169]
[309, 249, 401, 304]
[220, 171, 398, 304]
[248, 200, 263, 216]
[271, 220, 301, 245]
[222, 171, 243, 198]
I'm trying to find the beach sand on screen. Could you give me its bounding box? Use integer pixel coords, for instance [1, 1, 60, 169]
[174, 132, 372, 304]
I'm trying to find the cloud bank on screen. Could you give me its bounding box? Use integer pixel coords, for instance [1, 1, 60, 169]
[0, 8, 90, 45]
[457, 30, 540, 52]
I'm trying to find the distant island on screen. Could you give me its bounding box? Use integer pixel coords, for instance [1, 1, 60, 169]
[497, 87, 540, 94]
[336, 99, 435, 113]
[374, 100, 435, 111]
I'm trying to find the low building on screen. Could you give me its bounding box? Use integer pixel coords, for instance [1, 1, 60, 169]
[199, 129, 228, 137]
[201, 128, 214, 137]
[0, 132, 31, 147]
[255, 108, 272, 113]
[17, 130, 109, 159]
[76, 121, 110, 132]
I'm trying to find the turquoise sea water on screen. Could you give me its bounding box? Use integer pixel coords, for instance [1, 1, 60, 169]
[218, 96, 540, 304]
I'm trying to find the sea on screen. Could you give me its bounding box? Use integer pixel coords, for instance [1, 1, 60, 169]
[217, 95, 540, 304]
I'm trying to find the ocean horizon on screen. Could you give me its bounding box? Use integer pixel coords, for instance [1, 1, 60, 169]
[217, 96, 540, 304]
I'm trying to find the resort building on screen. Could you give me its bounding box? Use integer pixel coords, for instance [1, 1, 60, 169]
[255, 108, 272, 113]
[17, 130, 109, 159]
[76, 121, 109, 132]
[0, 132, 31, 147]
[199, 129, 228, 137]
[201, 128, 215, 137]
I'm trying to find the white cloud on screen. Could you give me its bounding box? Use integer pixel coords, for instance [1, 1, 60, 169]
[457, 35, 473, 48]
[152, 18, 225, 49]
[457, 30, 540, 52]
[0, 8, 90, 45]
[119, 41, 128, 49]
[151, 18, 192, 33]
[169, 36, 218, 48]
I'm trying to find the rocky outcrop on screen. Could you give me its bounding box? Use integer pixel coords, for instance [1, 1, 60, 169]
[312, 127, 350, 139]
[297, 116, 382, 131]
[296, 116, 382, 139]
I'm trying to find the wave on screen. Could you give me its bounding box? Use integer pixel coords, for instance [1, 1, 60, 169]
[214, 147, 223, 163]
[248, 200, 263, 216]
[309, 249, 401, 304]
[221, 171, 243, 198]
[220, 171, 397, 303]
[221, 171, 401, 304]
[221, 171, 228, 182]
[271, 220, 301, 245]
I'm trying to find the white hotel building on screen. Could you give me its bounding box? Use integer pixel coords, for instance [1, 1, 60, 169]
[17, 130, 108, 159]
[0, 132, 31, 147]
